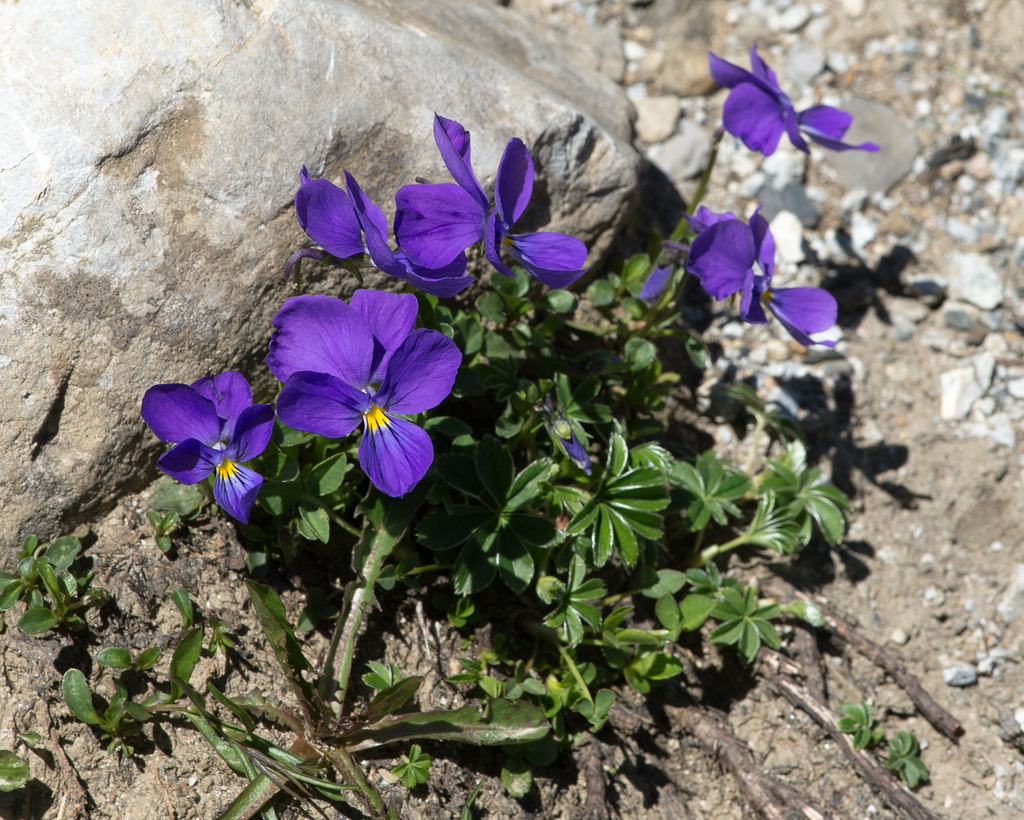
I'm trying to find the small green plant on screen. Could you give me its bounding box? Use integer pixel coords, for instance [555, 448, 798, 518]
[0, 533, 109, 634]
[392, 744, 432, 789]
[886, 730, 929, 789]
[837, 701, 885, 750]
[0, 749, 31, 792]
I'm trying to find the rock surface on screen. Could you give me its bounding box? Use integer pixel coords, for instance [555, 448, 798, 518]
[0, 0, 640, 542]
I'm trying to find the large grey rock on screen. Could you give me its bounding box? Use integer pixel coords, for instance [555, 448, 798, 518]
[828, 98, 920, 193]
[0, 0, 640, 543]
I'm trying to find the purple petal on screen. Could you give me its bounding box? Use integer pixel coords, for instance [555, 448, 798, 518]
[784, 108, 810, 154]
[747, 43, 782, 90]
[394, 182, 488, 268]
[686, 219, 756, 300]
[156, 439, 219, 484]
[722, 83, 789, 156]
[484, 211, 516, 278]
[375, 328, 461, 415]
[267, 294, 374, 388]
[189, 371, 253, 438]
[799, 105, 880, 152]
[142, 384, 222, 446]
[433, 114, 489, 210]
[708, 52, 757, 89]
[397, 251, 474, 297]
[212, 462, 263, 523]
[560, 430, 592, 475]
[350, 289, 419, 383]
[765, 286, 838, 346]
[739, 272, 768, 324]
[276, 371, 369, 439]
[504, 231, 589, 289]
[494, 138, 534, 225]
[359, 413, 434, 497]
[344, 171, 390, 246]
[225, 403, 275, 463]
[639, 265, 672, 303]
[748, 209, 776, 281]
[294, 176, 364, 259]
[686, 205, 739, 234]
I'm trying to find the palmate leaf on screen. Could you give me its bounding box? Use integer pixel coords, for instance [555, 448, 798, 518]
[422, 441, 559, 594]
[759, 442, 849, 546]
[671, 450, 751, 532]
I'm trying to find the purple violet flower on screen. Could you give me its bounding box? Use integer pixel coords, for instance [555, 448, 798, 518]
[709, 45, 880, 156]
[639, 264, 672, 303]
[686, 207, 838, 347]
[267, 290, 461, 497]
[141, 371, 274, 523]
[294, 167, 473, 298]
[394, 114, 588, 288]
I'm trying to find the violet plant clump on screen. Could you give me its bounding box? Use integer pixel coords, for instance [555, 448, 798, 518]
[101, 47, 887, 812]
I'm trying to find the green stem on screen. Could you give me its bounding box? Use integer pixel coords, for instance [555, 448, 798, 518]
[321, 743, 387, 818]
[557, 644, 594, 705]
[694, 534, 750, 567]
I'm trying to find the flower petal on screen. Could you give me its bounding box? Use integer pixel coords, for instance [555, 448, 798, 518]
[749, 208, 776, 281]
[189, 371, 253, 439]
[156, 439, 219, 484]
[484, 211, 516, 278]
[350, 289, 419, 383]
[225, 403, 275, 463]
[748, 43, 782, 90]
[375, 328, 461, 414]
[765, 286, 838, 346]
[708, 51, 757, 89]
[276, 371, 369, 439]
[294, 175, 364, 259]
[359, 414, 434, 497]
[433, 114, 489, 210]
[504, 230, 589, 289]
[722, 83, 788, 155]
[686, 205, 739, 234]
[494, 138, 534, 225]
[799, 105, 880, 152]
[686, 219, 756, 300]
[344, 171, 407, 276]
[213, 462, 263, 523]
[639, 264, 672, 303]
[396, 251, 474, 298]
[394, 182, 488, 268]
[142, 384, 222, 446]
[267, 294, 374, 388]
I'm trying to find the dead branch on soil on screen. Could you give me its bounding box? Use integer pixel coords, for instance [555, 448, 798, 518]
[43, 703, 89, 820]
[760, 650, 944, 820]
[664, 702, 853, 820]
[765, 578, 962, 741]
[575, 733, 610, 820]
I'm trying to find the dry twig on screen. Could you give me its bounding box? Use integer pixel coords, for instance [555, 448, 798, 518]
[760, 650, 944, 820]
[664, 703, 852, 820]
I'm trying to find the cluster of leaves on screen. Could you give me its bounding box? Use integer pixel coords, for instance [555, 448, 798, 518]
[0, 533, 108, 634]
[837, 701, 930, 789]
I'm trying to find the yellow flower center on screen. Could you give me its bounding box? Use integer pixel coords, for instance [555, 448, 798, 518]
[217, 460, 238, 480]
[364, 404, 390, 432]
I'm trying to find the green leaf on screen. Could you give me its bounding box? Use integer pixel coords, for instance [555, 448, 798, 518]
[679, 593, 720, 630]
[0, 750, 31, 792]
[501, 757, 532, 797]
[136, 646, 162, 671]
[539, 289, 575, 313]
[62, 669, 103, 725]
[587, 278, 616, 307]
[655, 594, 681, 631]
[169, 627, 205, 688]
[18, 607, 61, 635]
[169, 588, 194, 630]
[418, 506, 493, 552]
[306, 453, 351, 496]
[367, 677, 424, 724]
[215, 773, 280, 820]
[297, 500, 330, 543]
[43, 536, 81, 572]
[346, 699, 549, 749]
[0, 582, 25, 611]
[258, 479, 303, 516]
[149, 478, 205, 516]
[476, 436, 514, 505]
[96, 647, 133, 670]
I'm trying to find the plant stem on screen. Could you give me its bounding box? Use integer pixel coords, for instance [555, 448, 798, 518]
[694, 535, 749, 567]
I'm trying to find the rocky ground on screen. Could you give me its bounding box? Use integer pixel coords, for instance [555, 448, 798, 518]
[4, 0, 1024, 818]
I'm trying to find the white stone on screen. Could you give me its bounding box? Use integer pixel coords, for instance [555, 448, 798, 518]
[997, 564, 1024, 623]
[940, 366, 983, 420]
[762, 144, 808, 190]
[949, 252, 1004, 310]
[942, 663, 978, 687]
[851, 212, 877, 251]
[770, 211, 807, 264]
